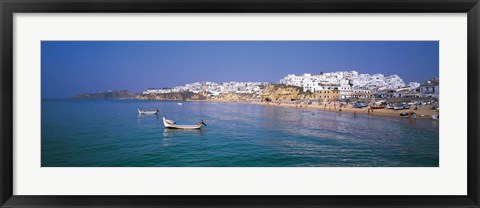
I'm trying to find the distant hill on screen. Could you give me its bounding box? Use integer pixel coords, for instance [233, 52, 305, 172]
[73, 90, 137, 99]
[74, 90, 202, 101]
[135, 91, 200, 101]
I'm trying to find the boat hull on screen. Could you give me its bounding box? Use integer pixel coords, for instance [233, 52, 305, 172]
[165, 126, 201, 129]
[370, 106, 385, 109]
[163, 117, 202, 129]
[138, 109, 158, 114]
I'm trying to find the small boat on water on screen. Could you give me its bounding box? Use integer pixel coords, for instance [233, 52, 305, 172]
[138, 108, 159, 115]
[177, 103, 183, 106]
[163, 117, 206, 129]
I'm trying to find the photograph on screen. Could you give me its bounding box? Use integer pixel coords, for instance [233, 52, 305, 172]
[41, 41, 439, 167]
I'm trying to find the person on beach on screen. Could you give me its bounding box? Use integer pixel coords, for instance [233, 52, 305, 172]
[408, 111, 417, 120]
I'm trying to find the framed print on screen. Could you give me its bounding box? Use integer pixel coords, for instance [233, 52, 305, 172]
[1, 0, 479, 207]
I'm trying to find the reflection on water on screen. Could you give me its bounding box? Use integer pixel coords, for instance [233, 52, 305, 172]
[42, 99, 439, 167]
[161, 129, 204, 148]
[163, 128, 204, 137]
[137, 114, 160, 119]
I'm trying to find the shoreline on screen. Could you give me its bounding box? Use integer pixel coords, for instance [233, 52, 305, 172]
[70, 98, 440, 121]
[184, 99, 439, 121]
[246, 101, 439, 121]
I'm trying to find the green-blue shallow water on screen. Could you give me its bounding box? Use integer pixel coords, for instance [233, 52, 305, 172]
[41, 99, 439, 167]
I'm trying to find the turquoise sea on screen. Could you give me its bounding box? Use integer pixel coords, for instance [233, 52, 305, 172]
[41, 99, 439, 167]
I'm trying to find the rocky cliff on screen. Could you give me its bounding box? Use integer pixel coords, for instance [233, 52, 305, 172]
[212, 93, 257, 102]
[135, 91, 198, 101]
[73, 90, 137, 99]
[188, 92, 209, 100]
[260, 84, 315, 102]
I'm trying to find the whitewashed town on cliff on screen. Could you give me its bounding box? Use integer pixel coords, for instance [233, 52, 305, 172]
[141, 70, 439, 100]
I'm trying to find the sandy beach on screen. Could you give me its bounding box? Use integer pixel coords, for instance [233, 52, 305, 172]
[248, 101, 439, 121]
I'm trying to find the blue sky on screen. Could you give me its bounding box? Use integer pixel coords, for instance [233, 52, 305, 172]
[41, 41, 439, 98]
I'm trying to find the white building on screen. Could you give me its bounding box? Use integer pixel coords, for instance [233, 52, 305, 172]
[419, 79, 439, 98]
[142, 81, 268, 96]
[407, 82, 421, 90]
[279, 70, 406, 97]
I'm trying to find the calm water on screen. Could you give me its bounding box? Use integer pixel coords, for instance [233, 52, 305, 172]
[41, 99, 439, 167]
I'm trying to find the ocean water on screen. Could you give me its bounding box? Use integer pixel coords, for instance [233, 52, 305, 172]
[41, 99, 439, 167]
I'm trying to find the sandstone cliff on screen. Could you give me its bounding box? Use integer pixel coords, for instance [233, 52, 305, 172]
[212, 93, 257, 102]
[187, 92, 209, 100]
[260, 84, 314, 102]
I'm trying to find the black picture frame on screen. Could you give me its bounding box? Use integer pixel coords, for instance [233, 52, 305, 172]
[1, 0, 479, 207]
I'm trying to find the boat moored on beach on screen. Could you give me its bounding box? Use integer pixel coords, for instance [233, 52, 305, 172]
[163, 117, 206, 129]
[393, 103, 405, 110]
[369, 104, 386, 109]
[138, 108, 159, 115]
[370, 101, 386, 109]
[353, 103, 364, 108]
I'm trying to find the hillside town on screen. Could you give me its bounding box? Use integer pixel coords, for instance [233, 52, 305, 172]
[142, 81, 268, 98]
[140, 70, 439, 101]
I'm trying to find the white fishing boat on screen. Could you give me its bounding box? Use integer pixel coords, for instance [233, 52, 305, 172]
[177, 103, 183, 106]
[138, 108, 159, 115]
[163, 117, 205, 129]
